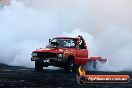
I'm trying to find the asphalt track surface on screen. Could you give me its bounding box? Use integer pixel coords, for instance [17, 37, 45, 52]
[0, 63, 131, 88]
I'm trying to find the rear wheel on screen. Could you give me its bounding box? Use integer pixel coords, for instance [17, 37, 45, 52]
[35, 60, 43, 71]
[85, 60, 97, 71]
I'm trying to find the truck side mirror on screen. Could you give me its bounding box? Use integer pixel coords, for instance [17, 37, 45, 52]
[49, 39, 52, 43]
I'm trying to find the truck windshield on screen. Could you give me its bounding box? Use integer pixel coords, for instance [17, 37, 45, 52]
[49, 38, 76, 48]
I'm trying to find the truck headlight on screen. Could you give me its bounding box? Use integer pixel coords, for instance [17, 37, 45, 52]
[57, 54, 63, 58]
[32, 52, 38, 57]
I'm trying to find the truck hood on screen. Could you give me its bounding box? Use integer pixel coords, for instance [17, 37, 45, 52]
[33, 47, 76, 53]
[33, 48, 65, 53]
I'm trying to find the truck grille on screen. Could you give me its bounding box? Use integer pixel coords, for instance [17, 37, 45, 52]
[36, 52, 57, 58]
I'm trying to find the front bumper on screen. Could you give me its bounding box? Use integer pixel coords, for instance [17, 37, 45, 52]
[31, 57, 66, 62]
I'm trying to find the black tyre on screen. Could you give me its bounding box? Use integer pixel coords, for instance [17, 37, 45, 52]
[85, 60, 97, 71]
[35, 60, 43, 71]
[83, 60, 98, 71]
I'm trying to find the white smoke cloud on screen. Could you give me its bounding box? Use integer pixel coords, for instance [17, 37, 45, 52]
[0, 0, 58, 67]
[0, 0, 132, 71]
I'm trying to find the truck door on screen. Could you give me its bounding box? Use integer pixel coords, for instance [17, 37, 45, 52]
[76, 37, 88, 64]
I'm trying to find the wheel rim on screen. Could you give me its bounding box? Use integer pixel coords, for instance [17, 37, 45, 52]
[69, 61, 74, 72]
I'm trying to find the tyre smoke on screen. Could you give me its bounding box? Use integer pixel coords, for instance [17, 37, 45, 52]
[0, 0, 132, 71]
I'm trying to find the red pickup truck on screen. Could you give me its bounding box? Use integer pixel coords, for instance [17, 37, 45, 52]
[31, 35, 106, 72]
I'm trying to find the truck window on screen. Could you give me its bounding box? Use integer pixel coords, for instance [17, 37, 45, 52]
[48, 38, 76, 48]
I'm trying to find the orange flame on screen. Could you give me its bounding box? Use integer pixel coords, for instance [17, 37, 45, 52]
[78, 66, 86, 76]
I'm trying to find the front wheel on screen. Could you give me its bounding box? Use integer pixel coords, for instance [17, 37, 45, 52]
[64, 59, 74, 72]
[35, 60, 43, 72]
